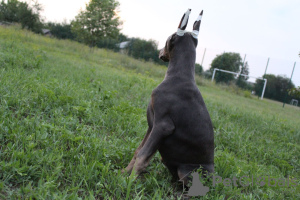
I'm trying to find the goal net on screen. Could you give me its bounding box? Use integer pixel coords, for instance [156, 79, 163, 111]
[211, 68, 267, 100]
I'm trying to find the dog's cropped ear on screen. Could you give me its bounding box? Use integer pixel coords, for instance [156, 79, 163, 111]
[192, 10, 203, 39]
[177, 9, 191, 36]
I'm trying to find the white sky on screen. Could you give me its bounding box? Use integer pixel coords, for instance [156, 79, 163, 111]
[30, 0, 299, 86]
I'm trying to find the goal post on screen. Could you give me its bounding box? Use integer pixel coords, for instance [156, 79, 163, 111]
[211, 68, 267, 100]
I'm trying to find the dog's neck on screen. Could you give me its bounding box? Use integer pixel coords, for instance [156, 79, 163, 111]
[165, 48, 196, 81]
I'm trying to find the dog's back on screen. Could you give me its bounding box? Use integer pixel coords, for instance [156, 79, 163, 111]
[155, 77, 214, 170]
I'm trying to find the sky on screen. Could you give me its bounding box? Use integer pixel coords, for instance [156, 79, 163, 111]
[31, 0, 299, 86]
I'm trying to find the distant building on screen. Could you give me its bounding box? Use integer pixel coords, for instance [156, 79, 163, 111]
[42, 29, 52, 37]
[116, 41, 130, 54]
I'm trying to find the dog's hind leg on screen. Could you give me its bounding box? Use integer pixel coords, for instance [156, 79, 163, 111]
[124, 103, 154, 174]
[124, 127, 152, 173]
[177, 165, 194, 186]
[133, 116, 175, 175]
[177, 163, 214, 186]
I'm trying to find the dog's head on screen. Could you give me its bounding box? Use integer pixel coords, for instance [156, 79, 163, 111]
[159, 9, 203, 62]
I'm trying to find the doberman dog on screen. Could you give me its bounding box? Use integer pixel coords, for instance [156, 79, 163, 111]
[124, 9, 214, 186]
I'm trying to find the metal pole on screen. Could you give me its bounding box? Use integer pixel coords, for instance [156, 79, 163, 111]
[261, 79, 267, 100]
[201, 48, 206, 66]
[220, 51, 225, 69]
[283, 62, 296, 108]
[264, 58, 270, 75]
[261, 57, 270, 99]
[238, 54, 247, 83]
[211, 68, 217, 82]
[241, 54, 247, 74]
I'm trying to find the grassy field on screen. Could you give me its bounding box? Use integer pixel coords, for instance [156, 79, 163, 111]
[0, 25, 299, 199]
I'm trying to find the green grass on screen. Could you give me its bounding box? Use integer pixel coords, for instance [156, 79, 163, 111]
[0, 25, 299, 199]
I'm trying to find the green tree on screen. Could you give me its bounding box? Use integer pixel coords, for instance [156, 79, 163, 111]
[127, 38, 160, 62]
[46, 22, 74, 40]
[0, 0, 43, 33]
[71, 0, 121, 47]
[97, 33, 128, 51]
[210, 52, 242, 83]
[0, 0, 19, 22]
[195, 63, 203, 76]
[18, 0, 43, 33]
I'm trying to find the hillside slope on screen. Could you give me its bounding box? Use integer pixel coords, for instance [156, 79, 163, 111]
[0, 26, 299, 199]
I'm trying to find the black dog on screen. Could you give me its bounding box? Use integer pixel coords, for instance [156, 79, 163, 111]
[124, 9, 214, 185]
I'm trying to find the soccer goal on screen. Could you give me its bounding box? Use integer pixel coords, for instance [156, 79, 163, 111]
[211, 68, 267, 100]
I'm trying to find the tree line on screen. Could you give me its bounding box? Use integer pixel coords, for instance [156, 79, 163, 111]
[0, 0, 165, 65]
[0, 0, 43, 33]
[1, 0, 298, 104]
